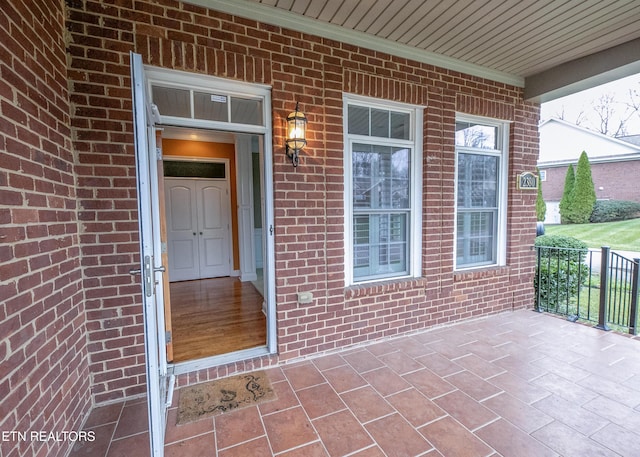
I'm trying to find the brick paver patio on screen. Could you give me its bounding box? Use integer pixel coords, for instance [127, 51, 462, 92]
[70, 309, 640, 456]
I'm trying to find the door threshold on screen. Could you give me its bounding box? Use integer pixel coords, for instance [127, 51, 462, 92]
[171, 346, 272, 376]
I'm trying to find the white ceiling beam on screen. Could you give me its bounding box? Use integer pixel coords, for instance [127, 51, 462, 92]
[524, 38, 640, 103]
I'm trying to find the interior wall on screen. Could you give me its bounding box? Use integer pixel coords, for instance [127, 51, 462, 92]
[162, 138, 240, 271]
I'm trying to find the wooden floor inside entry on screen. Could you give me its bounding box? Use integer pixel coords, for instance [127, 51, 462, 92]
[170, 277, 266, 363]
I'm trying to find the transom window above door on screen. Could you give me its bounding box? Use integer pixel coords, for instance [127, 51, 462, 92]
[152, 85, 263, 126]
[163, 160, 226, 179]
[144, 66, 271, 135]
[344, 95, 423, 286]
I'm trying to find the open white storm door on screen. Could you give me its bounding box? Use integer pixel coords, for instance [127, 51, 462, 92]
[130, 52, 174, 457]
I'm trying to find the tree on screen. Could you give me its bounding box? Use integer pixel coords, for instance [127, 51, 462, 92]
[568, 151, 596, 224]
[558, 164, 575, 224]
[536, 168, 546, 222]
[549, 86, 640, 138]
[592, 93, 629, 137]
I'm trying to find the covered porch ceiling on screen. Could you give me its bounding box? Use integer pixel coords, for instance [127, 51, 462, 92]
[195, 0, 640, 102]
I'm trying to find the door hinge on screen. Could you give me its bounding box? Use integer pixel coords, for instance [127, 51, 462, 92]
[165, 331, 172, 344]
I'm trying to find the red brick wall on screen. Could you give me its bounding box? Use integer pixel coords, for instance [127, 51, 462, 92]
[541, 160, 640, 202]
[0, 1, 91, 456]
[66, 0, 539, 398]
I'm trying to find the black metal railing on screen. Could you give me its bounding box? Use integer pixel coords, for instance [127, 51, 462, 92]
[535, 246, 640, 334]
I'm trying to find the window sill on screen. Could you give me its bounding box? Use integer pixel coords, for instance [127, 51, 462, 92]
[453, 265, 510, 281]
[345, 277, 426, 299]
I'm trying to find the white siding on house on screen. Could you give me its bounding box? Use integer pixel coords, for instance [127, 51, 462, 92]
[545, 201, 561, 224]
[539, 118, 640, 164]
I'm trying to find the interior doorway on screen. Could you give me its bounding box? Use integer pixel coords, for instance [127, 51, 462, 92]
[143, 65, 276, 374]
[164, 177, 232, 281]
[160, 127, 270, 363]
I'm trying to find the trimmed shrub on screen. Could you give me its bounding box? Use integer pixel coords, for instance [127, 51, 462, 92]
[589, 200, 640, 223]
[534, 235, 589, 311]
[566, 151, 596, 224]
[536, 168, 546, 222]
[558, 164, 575, 224]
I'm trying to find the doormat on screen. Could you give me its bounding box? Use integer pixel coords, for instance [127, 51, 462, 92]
[176, 371, 276, 425]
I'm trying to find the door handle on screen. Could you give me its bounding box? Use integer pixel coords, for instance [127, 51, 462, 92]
[141, 256, 166, 297]
[129, 268, 141, 275]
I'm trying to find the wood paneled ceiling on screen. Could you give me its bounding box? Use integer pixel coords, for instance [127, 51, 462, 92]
[197, 0, 640, 100]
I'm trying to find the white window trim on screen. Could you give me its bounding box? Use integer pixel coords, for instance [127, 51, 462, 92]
[343, 94, 423, 286]
[454, 114, 510, 271]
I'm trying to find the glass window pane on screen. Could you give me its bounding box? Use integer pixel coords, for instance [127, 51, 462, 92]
[391, 111, 410, 140]
[371, 109, 389, 138]
[353, 215, 370, 272]
[194, 92, 228, 122]
[352, 144, 374, 209]
[456, 211, 496, 266]
[230, 97, 263, 125]
[352, 143, 410, 210]
[455, 121, 497, 149]
[390, 148, 409, 208]
[457, 153, 497, 208]
[152, 85, 191, 118]
[163, 161, 226, 178]
[353, 213, 408, 279]
[353, 215, 370, 246]
[348, 105, 369, 135]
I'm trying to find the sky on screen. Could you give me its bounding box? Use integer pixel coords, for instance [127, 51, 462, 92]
[540, 73, 640, 136]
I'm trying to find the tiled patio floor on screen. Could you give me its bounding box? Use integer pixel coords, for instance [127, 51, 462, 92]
[70, 309, 640, 457]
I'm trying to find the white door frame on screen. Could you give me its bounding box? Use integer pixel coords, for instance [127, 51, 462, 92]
[144, 66, 277, 374]
[235, 134, 257, 282]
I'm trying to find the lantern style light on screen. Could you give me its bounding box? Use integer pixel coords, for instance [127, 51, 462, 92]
[285, 102, 307, 167]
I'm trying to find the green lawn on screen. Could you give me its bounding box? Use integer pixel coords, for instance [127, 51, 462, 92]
[544, 218, 640, 252]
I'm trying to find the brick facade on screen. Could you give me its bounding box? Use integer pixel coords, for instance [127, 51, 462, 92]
[542, 160, 640, 202]
[1, 1, 540, 454]
[0, 1, 92, 457]
[64, 0, 539, 399]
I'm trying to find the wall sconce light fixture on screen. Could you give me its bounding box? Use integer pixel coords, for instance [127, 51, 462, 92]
[285, 102, 307, 167]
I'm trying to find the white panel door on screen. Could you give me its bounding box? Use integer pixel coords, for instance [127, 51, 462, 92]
[165, 179, 199, 282]
[198, 181, 231, 278]
[165, 178, 231, 281]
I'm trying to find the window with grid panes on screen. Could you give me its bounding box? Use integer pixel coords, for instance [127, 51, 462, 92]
[345, 97, 422, 284]
[455, 117, 508, 269]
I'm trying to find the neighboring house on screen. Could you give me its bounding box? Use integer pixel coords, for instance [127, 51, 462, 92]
[619, 134, 640, 146]
[538, 118, 640, 224]
[2, 1, 639, 456]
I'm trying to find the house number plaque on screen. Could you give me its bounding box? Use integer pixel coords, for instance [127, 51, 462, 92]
[517, 172, 538, 190]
